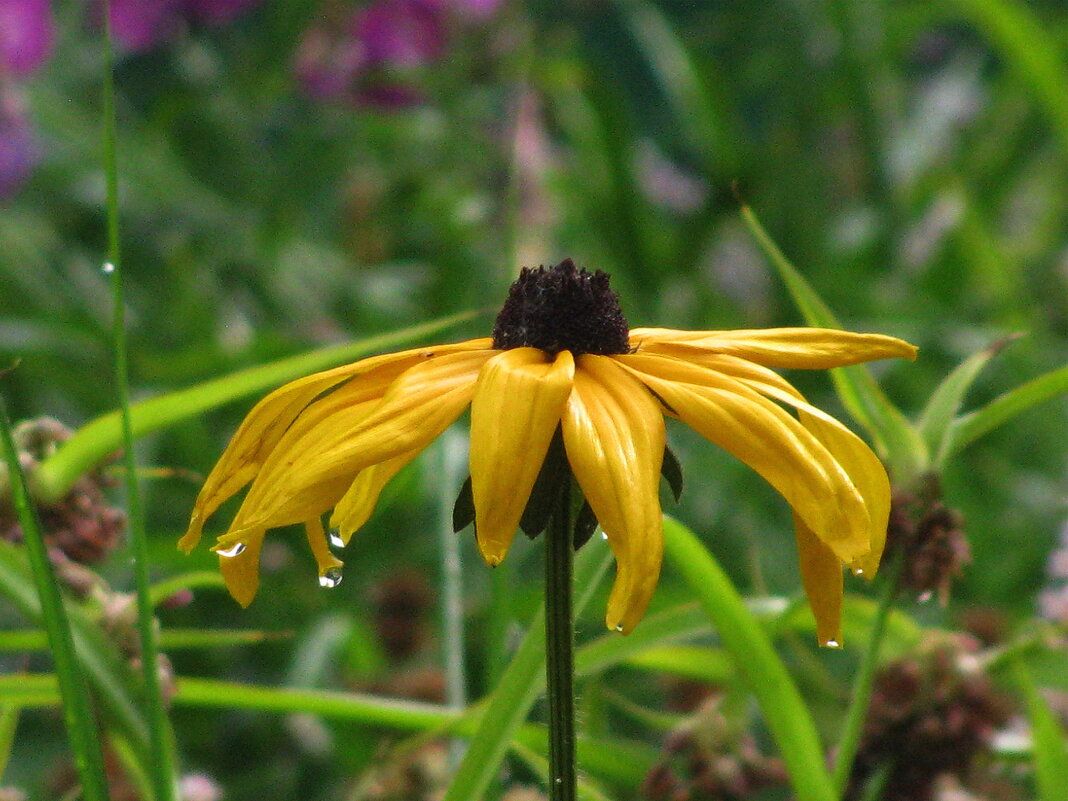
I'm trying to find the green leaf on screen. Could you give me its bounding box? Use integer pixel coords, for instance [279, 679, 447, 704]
[0, 700, 22, 779]
[918, 336, 1020, 468]
[950, 0, 1068, 157]
[0, 541, 151, 764]
[662, 516, 836, 801]
[623, 645, 734, 683]
[1012, 661, 1068, 801]
[31, 311, 481, 504]
[739, 205, 927, 483]
[441, 542, 613, 801]
[943, 364, 1068, 458]
[0, 404, 112, 801]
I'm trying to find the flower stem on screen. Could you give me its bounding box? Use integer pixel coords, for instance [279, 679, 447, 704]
[831, 551, 905, 797]
[545, 483, 576, 801]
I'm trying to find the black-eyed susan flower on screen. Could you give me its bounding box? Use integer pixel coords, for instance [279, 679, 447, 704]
[181, 259, 916, 643]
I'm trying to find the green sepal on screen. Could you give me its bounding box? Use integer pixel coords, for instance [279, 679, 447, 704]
[661, 445, 683, 502]
[452, 476, 475, 533]
[519, 429, 570, 539]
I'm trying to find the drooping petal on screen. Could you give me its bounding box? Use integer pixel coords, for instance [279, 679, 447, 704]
[696, 355, 891, 577]
[794, 515, 844, 647]
[470, 348, 575, 566]
[214, 532, 265, 607]
[227, 348, 494, 536]
[303, 517, 344, 582]
[630, 328, 916, 369]
[181, 338, 491, 551]
[329, 450, 421, 544]
[562, 355, 665, 633]
[618, 352, 870, 563]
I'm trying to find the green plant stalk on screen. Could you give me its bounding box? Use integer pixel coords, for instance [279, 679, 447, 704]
[0, 401, 111, 801]
[31, 311, 479, 505]
[442, 543, 611, 801]
[101, 4, 176, 799]
[831, 551, 904, 797]
[545, 485, 576, 801]
[662, 516, 836, 801]
[437, 432, 468, 768]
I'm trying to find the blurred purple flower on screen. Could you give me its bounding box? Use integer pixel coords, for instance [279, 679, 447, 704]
[0, 90, 41, 199]
[0, 0, 54, 77]
[108, 0, 263, 52]
[296, 0, 500, 109]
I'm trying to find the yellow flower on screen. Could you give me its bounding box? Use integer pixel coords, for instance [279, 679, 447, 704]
[181, 259, 916, 643]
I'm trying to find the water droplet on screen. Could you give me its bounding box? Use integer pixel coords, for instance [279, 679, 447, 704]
[851, 567, 865, 577]
[614, 624, 624, 632]
[319, 566, 344, 588]
[554, 778, 562, 785]
[822, 638, 842, 649]
[217, 542, 246, 558]
[600, 532, 608, 541]
[328, 528, 345, 549]
[102, 262, 115, 274]
[918, 590, 934, 603]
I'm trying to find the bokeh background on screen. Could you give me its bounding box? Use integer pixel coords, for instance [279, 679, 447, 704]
[2, 0, 1067, 798]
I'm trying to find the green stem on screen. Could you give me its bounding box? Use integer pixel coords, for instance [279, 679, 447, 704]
[101, 5, 177, 799]
[0, 401, 111, 801]
[545, 484, 576, 801]
[831, 551, 904, 797]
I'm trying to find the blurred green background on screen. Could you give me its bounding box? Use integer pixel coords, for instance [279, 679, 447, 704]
[2, 0, 1067, 798]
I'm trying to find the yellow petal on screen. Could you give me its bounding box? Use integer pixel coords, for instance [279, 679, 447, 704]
[704, 360, 891, 577]
[303, 517, 344, 582]
[214, 533, 265, 607]
[630, 327, 917, 369]
[228, 349, 494, 536]
[329, 450, 421, 544]
[182, 338, 491, 551]
[618, 352, 870, 563]
[470, 348, 576, 566]
[795, 515, 844, 647]
[561, 355, 665, 634]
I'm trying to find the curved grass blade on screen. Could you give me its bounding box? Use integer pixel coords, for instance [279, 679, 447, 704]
[918, 336, 1020, 468]
[0, 402, 111, 801]
[662, 516, 835, 801]
[0, 540, 151, 765]
[31, 311, 480, 504]
[951, 0, 1068, 156]
[943, 364, 1068, 459]
[1012, 660, 1068, 801]
[740, 205, 927, 482]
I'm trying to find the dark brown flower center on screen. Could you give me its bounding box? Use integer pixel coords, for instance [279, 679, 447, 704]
[491, 258, 631, 356]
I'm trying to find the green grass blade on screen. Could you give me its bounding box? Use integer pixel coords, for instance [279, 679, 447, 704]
[1012, 661, 1068, 801]
[951, 0, 1068, 156]
[0, 701, 21, 779]
[917, 337, 1018, 467]
[943, 364, 1068, 458]
[0, 401, 111, 801]
[31, 311, 480, 504]
[0, 540, 152, 762]
[740, 205, 927, 482]
[662, 516, 835, 801]
[442, 542, 613, 801]
[101, 3, 176, 795]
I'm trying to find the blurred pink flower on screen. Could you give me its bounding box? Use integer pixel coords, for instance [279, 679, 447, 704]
[0, 0, 54, 77]
[107, 0, 263, 52]
[296, 0, 500, 109]
[0, 89, 40, 199]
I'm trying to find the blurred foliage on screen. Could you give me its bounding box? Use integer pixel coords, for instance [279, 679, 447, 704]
[2, 0, 1067, 799]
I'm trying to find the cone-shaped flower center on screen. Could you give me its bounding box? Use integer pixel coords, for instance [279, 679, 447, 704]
[492, 258, 631, 356]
